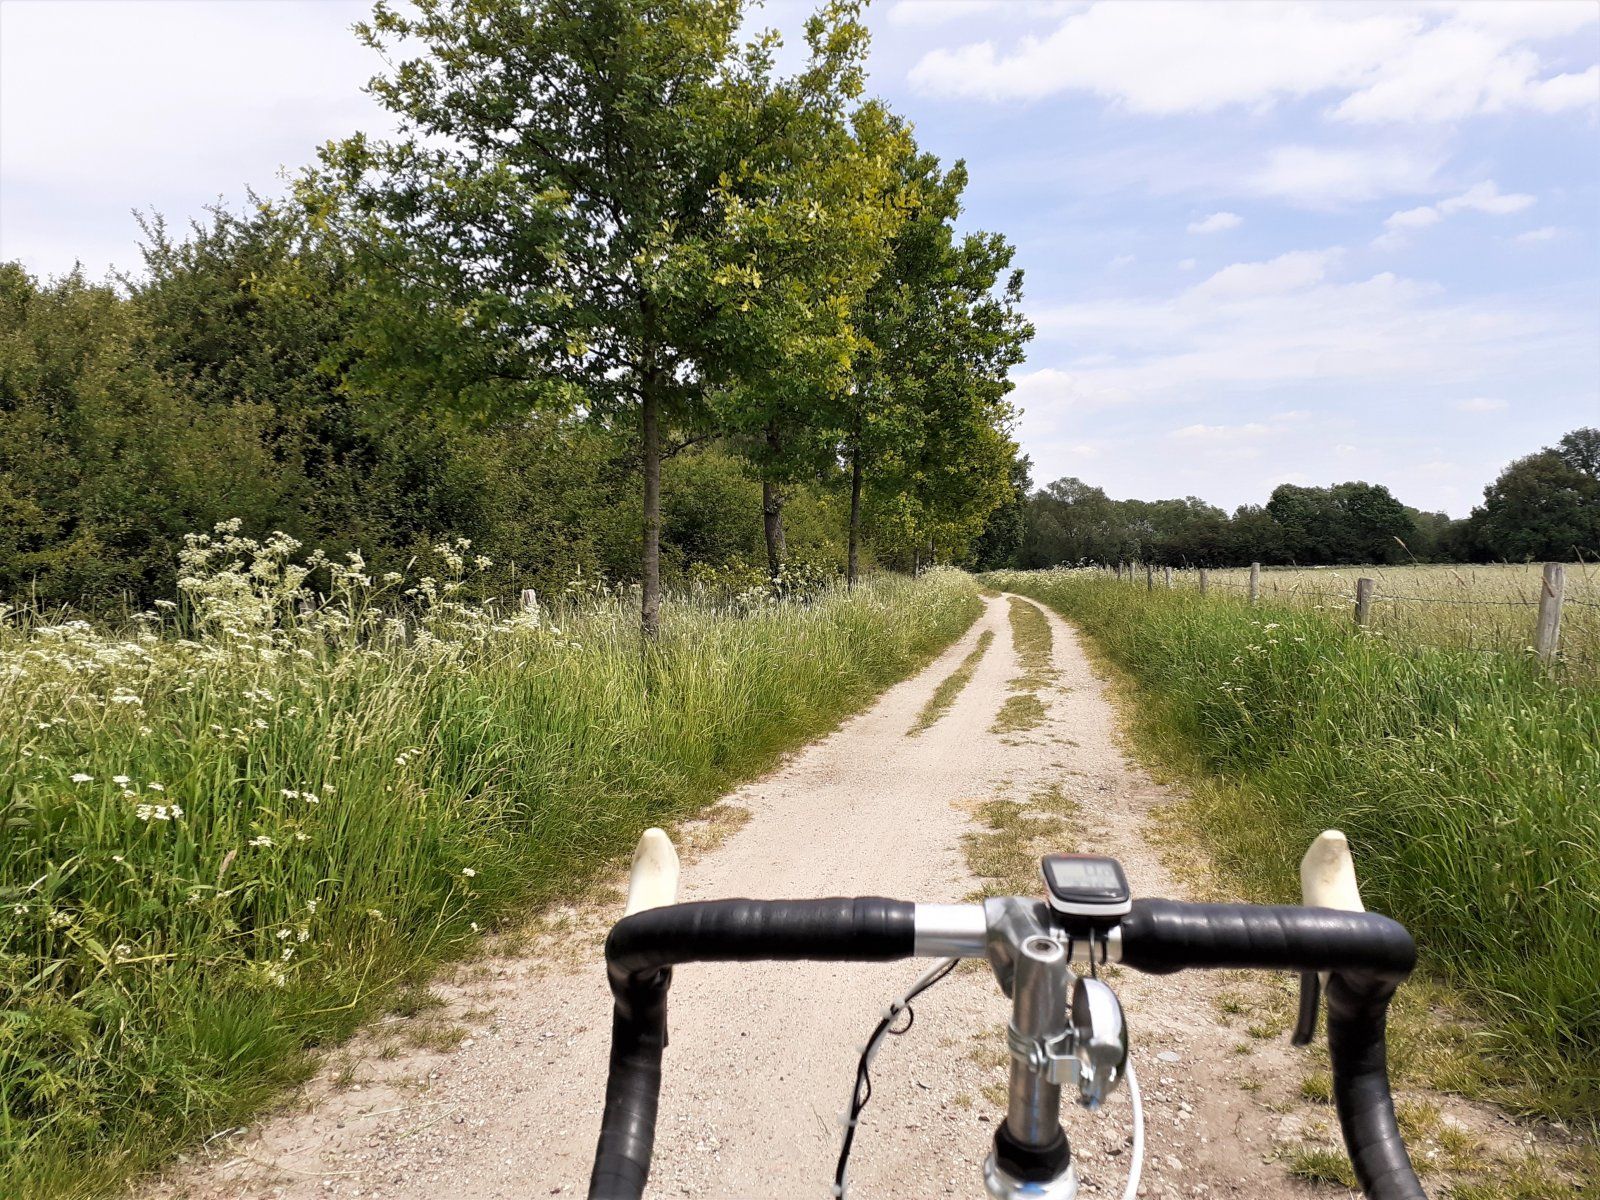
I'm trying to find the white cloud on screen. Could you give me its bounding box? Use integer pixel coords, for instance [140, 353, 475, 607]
[883, 0, 1056, 27]
[907, 1, 1598, 123]
[1170, 422, 1273, 441]
[909, 3, 1414, 109]
[1187, 211, 1242, 234]
[1514, 225, 1565, 244]
[1249, 144, 1443, 207]
[1107, 253, 1136, 270]
[1192, 248, 1342, 300]
[1178, 258, 1198, 272]
[1385, 205, 1444, 232]
[1456, 397, 1509, 413]
[1374, 180, 1536, 249]
[1439, 180, 1535, 216]
[1022, 267, 1587, 407]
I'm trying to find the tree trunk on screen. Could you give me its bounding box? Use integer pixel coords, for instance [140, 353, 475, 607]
[761, 423, 786, 581]
[641, 377, 662, 640]
[847, 449, 863, 590]
[762, 479, 787, 580]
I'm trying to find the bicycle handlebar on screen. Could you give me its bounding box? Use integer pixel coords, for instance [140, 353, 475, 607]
[588, 897, 1424, 1200]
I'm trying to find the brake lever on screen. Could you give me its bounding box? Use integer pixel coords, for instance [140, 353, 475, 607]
[1291, 971, 1320, 1046]
[1292, 830, 1364, 1048]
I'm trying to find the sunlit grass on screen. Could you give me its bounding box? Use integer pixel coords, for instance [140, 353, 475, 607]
[910, 629, 994, 736]
[991, 597, 1054, 734]
[0, 525, 980, 1196]
[1171, 561, 1600, 677]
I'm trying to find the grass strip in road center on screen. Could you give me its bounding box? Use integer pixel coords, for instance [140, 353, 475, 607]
[992, 597, 1055, 734]
[910, 629, 995, 736]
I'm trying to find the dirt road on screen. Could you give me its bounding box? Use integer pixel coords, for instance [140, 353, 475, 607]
[165, 594, 1337, 1199]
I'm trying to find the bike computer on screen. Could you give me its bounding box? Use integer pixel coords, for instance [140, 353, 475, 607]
[1041, 854, 1131, 919]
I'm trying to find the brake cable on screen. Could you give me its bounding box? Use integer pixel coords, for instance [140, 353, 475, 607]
[830, 948, 1146, 1200]
[832, 956, 958, 1199]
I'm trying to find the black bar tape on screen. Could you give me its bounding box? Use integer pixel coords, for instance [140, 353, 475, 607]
[1327, 973, 1428, 1200]
[588, 898, 916, 1200]
[1118, 899, 1425, 1200]
[1117, 899, 1416, 980]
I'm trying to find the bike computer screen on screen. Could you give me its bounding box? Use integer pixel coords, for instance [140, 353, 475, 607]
[1041, 853, 1131, 919]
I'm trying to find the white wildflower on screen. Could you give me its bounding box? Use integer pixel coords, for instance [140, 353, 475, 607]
[249, 835, 274, 848]
[461, 867, 477, 878]
[113, 775, 131, 785]
[71, 773, 93, 783]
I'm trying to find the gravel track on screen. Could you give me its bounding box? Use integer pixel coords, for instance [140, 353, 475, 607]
[163, 594, 1334, 1200]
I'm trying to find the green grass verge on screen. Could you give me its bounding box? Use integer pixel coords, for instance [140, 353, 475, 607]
[988, 569, 1600, 1126]
[1, 547, 980, 1198]
[910, 629, 994, 735]
[991, 596, 1055, 734]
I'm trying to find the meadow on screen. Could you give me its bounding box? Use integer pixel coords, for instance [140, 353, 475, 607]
[0, 524, 980, 1196]
[988, 567, 1600, 1124]
[1168, 561, 1600, 675]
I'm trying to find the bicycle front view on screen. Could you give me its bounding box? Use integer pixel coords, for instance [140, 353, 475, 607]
[587, 828, 1426, 1199]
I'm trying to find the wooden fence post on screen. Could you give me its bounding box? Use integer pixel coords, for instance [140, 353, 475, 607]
[520, 588, 538, 612]
[1198, 568, 1208, 596]
[1163, 565, 1173, 588]
[1535, 562, 1565, 661]
[1354, 577, 1374, 627]
[1248, 562, 1261, 604]
[1145, 562, 1154, 591]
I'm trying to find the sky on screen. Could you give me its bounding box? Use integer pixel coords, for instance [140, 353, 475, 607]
[2, 0, 1598, 517]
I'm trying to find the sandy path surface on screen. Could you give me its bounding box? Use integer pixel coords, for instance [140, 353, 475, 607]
[163, 594, 1331, 1200]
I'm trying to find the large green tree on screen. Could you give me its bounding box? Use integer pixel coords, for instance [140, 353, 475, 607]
[706, 66, 907, 580]
[323, 0, 885, 634]
[1471, 427, 1600, 561]
[848, 148, 1031, 582]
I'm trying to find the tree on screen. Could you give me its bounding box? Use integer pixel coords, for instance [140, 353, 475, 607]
[707, 74, 907, 580]
[1471, 429, 1600, 561]
[1266, 481, 1412, 564]
[1556, 426, 1600, 480]
[970, 453, 1031, 570]
[0, 263, 289, 606]
[848, 149, 1032, 582]
[322, 0, 878, 635]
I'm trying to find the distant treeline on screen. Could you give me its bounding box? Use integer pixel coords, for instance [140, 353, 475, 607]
[1016, 428, 1600, 568]
[0, 0, 1034, 627]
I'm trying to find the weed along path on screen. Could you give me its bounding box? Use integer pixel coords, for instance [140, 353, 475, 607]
[167, 595, 1421, 1199]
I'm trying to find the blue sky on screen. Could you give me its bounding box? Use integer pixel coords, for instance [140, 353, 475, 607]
[2, 1, 1597, 516]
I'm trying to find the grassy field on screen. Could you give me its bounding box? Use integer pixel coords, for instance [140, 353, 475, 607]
[1163, 562, 1600, 676]
[0, 525, 980, 1197]
[988, 567, 1600, 1126]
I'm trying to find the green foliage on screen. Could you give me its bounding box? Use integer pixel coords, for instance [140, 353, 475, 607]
[993, 569, 1600, 1123]
[849, 145, 1033, 573]
[1468, 429, 1600, 562]
[1021, 429, 1600, 569]
[0, 263, 289, 605]
[1266, 481, 1414, 564]
[0, 537, 980, 1195]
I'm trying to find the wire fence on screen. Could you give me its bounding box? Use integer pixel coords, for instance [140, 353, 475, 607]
[1099, 561, 1600, 678]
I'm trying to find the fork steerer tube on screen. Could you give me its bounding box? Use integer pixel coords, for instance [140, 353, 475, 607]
[1006, 936, 1068, 1147]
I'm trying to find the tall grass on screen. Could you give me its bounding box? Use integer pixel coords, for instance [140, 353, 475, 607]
[0, 524, 980, 1196]
[1166, 562, 1600, 676]
[990, 569, 1600, 1123]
